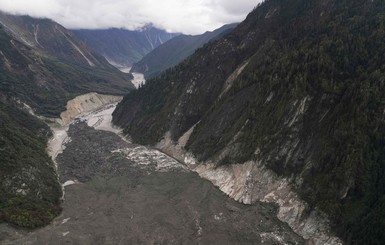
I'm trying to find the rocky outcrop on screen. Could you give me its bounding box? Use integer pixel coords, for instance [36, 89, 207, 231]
[157, 123, 341, 244]
[60, 93, 122, 125]
[194, 161, 342, 245]
[155, 131, 342, 245]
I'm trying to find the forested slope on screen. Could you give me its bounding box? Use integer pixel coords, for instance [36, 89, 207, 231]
[113, 0, 385, 243]
[131, 24, 237, 78]
[0, 13, 133, 228]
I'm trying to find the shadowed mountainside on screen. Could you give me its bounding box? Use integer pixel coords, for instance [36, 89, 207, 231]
[0, 13, 133, 229]
[113, 0, 385, 243]
[73, 26, 179, 67]
[131, 23, 237, 79]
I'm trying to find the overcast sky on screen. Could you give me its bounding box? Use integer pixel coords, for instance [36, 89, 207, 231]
[0, 0, 261, 34]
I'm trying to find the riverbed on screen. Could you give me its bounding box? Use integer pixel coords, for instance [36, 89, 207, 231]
[114, 65, 145, 89]
[1, 101, 304, 244]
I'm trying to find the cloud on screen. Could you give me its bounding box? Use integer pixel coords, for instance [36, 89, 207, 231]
[0, 0, 261, 34]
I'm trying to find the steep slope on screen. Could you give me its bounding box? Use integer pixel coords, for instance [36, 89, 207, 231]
[73, 26, 179, 66]
[131, 24, 237, 78]
[0, 96, 62, 228]
[0, 13, 133, 229]
[113, 0, 385, 244]
[0, 12, 113, 68]
[0, 14, 134, 116]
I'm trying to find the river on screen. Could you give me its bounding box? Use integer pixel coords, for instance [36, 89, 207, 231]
[0, 95, 304, 244]
[111, 64, 145, 89]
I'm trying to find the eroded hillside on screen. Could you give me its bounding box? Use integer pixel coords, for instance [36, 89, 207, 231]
[113, 0, 385, 244]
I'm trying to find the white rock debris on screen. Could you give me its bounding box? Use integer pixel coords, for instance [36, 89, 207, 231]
[111, 146, 188, 172]
[155, 127, 343, 245]
[62, 181, 76, 187]
[59, 93, 122, 125]
[111, 64, 146, 89]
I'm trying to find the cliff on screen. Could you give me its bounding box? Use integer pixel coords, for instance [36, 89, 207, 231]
[59, 93, 122, 125]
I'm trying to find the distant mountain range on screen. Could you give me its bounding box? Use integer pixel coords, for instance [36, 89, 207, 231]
[0, 13, 117, 69]
[131, 23, 237, 78]
[72, 26, 179, 66]
[0, 12, 134, 116]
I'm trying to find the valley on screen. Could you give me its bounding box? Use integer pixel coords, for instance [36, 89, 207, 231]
[117, 66, 145, 89]
[1, 0, 385, 244]
[1, 96, 304, 245]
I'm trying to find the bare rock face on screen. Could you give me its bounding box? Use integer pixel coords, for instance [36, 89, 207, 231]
[155, 132, 343, 245]
[193, 161, 342, 245]
[157, 128, 340, 244]
[60, 93, 122, 125]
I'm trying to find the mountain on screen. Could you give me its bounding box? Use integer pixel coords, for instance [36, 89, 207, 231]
[131, 23, 237, 78]
[72, 26, 179, 66]
[0, 13, 111, 68]
[0, 12, 134, 116]
[0, 13, 133, 228]
[113, 0, 385, 244]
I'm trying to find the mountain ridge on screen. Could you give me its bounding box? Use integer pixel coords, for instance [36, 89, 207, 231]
[131, 23, 238, 78]
[0, 12, 113, 69]
[72, 27, 179, 66]
[113, 0, 385, 243]
[0, 13, 133, 229]
[0, 12, 134, 116]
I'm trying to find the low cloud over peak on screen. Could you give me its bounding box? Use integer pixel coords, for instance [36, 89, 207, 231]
[0, 0, 260, 34]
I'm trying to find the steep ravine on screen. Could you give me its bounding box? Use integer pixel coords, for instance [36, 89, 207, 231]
[1, 93, 304, 244]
